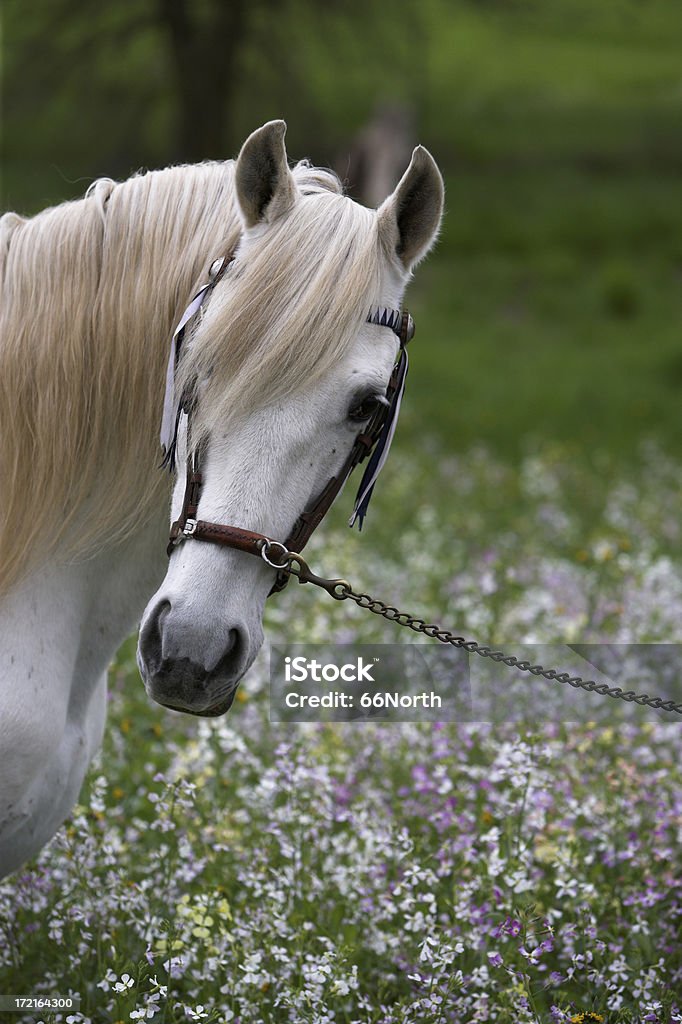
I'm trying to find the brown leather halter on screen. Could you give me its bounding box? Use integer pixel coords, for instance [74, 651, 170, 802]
[165, 258, 414, 593]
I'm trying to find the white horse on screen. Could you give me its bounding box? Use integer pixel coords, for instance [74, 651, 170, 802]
[0, 120, 443, 878]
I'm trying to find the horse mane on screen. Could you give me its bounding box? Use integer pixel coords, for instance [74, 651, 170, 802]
[0, 159, 384, 594]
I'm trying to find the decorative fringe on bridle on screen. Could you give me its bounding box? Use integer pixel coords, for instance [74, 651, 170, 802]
[159, 257, 233, 471]
[348, 338, 408, 530]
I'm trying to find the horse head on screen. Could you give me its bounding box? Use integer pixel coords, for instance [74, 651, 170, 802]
[137, 120, 443, 716]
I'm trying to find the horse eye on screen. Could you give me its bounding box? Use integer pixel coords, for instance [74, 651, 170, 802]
[348, 393, 387, 423]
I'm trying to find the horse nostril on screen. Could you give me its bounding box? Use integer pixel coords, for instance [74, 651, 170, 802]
[212, 627, 246, 677]
[139, 599, 171, 675]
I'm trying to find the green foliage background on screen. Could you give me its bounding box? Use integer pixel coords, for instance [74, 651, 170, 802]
[2, 0, 682, 459]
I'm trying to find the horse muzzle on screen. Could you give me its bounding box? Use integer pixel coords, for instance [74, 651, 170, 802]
[137, 599, 251, 716]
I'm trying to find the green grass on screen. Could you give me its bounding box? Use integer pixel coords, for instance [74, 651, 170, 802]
[402, 168, 682, 462]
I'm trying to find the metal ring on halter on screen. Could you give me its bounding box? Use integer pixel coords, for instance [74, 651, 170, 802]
[260, 539, 291, 570]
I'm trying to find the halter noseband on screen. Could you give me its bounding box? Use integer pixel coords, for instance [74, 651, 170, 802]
[162, 255, 415, 593]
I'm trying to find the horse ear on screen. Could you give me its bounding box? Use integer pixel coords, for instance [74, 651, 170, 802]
[377, 146, 444, 271]
[235, 120, 297, 228]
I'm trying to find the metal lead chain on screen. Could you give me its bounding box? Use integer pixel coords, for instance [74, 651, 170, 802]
[264, 543, 682, 718]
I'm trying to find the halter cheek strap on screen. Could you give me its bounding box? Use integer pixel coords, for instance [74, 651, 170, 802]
[163, 256, 415, 593]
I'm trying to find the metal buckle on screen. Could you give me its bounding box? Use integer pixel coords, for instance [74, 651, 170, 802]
[400, 311, 415, 345]
[260, 539, 290, 569]
[183, 518, 198, 537]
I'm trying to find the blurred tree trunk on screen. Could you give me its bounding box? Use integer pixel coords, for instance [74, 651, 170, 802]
[342, 102, 415, 206]
[158, 0, 249, 161]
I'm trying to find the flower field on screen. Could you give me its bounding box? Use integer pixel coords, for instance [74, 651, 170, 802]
[1, 443, 681, 1024]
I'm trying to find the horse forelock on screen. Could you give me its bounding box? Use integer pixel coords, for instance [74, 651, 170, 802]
[0, 157, 387, 593]
[179, 168, 385, 448]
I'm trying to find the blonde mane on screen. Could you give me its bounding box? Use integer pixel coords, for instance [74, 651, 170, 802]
[0, 160, 385, 594]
